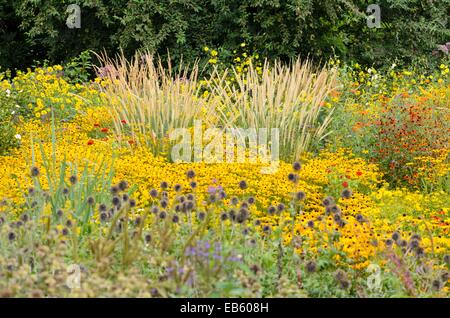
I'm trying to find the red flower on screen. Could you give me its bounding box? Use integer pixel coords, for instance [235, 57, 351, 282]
[356, 171, 363, 176]
[101, 128, 109, 133]
[342, 181, 349, 188]
[128, 140, 135, 145]
[94, 123, 100, 127]
[121, 119, 127, 124]
[87, 139, 94, 145]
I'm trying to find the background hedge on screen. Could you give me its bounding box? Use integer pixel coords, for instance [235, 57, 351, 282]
[1, 0, 449, 71]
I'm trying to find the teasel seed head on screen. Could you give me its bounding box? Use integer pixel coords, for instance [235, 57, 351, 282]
[100, 212, 108, 222]
[392, 231, 400, 241]
[112, 196, 120, 206]
[159, 211, 167, 219]
[160, 181, 168, 189]
[30, 166, 40, 177]
[118, 180, 129, 191]
[87, 196, 95, 206]
[306, 260, 317, 273]
[186, 169, 196, 179]
[110, 186, 119, 195]
[322, 196, 334, 207]
[295, 191, 306, 201]
[239, 180, 248, 190]
[341, 188, 352, 199]
[198, 211, 206, 221]
[292, 161, 301, 171]
[149, 189, 158, 198]
[268, 205, 276, 215]
[8, 231, 16, 242]
[69, 175, 78, 185]
[220, 212, 228, 221]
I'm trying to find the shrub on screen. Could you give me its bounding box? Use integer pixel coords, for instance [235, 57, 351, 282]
[2, 0, 449, 71]
[0, 82, 20, 155]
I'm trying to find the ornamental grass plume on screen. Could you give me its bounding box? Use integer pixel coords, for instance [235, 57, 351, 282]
[210, 58, 337, 160]
[95, 51, 217, 156]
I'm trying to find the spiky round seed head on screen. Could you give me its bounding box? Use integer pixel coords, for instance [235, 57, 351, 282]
[262, 225, 271, 234]
[189, 181, 197, 189]
[110, 186, 119, 195]
[231, 197, 239, 205]
[149, 189, 158, 198]
[69, 175, 78, 185]
[220, 212, 228, 221]
[30, 166, 40, 177]
[160, 181, 168, 189]
[410, 239, 420, 249]
[432, 280, 442, 291]
[172, 215, 179, 223]
[8, 232, 16, 241]
[100, 212, 108, 222]
[306, 261, 317, 273]
[198, 212, 206, 221]
[268, 205, 276, 215]
[307, 220, 314, 228]
[151, 205, 159, 214]
[174, 184, 182, 192]
[209, 193, 217, 203]
[443, 254, 450, 264]
[159, 211, 167, 219]
[112, 196, 120, 206]
[186, 169, 196, 179]
[247, 196, 255, 204]
[118, 180, 129, 191]
[218, 191, 226, 200]
[392, 231, 400, 241]
[341, 188, 352, 199]
[87, 196, 95, 206]
[145, 233, 152, 243]
[239, 180, 248, 190]
[129, 199, 136, 208]
[295, 191, 306, 201]
[322, 196, 334, 207]
[292, 162, 302, 171]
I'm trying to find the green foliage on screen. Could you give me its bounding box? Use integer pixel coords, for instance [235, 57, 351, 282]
[62, 50, 93, 84]
[1, 0, 448, 72]
[0, 86, 20, 155]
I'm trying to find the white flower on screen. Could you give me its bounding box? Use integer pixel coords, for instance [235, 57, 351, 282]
[6, 89, 11, 97]
[11, 111, 15, 115]
[14, 134, 22, 140]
